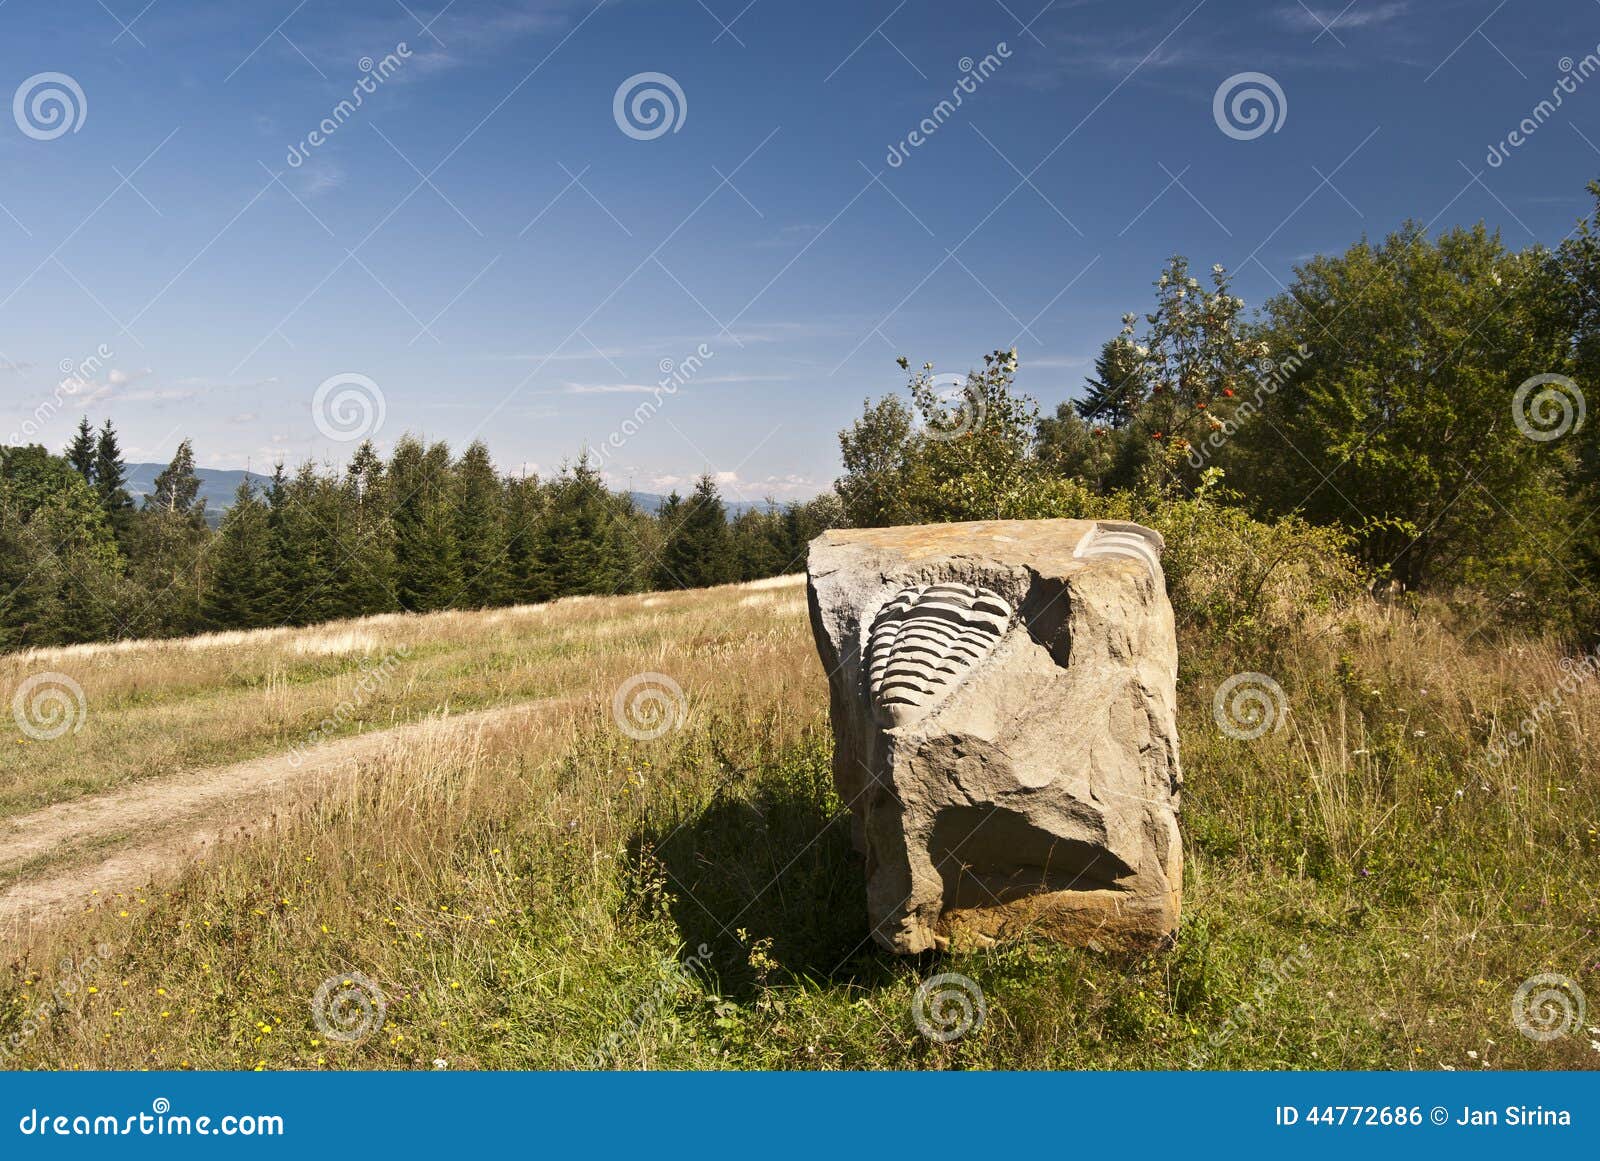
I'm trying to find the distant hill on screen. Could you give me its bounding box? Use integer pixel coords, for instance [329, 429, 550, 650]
[125, 464, 271, 527]
[122, 468, 784, 526]
[627, 492, 781, 518]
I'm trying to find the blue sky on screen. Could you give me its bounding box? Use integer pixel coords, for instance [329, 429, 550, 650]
[3, 0, 1599, 499]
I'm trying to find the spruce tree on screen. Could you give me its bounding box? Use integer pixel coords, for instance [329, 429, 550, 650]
[389, 439, 462, 611]
[530, 454, 637, 598]
[269, 464, 338, 626]
[405, 490, 464, 611]
[656, 473, 734, 589]
[203, 481, 273, 629]
[651, 490, 684, 588]
[1075, 336, 1148, 430]
[91, 419, 135, 548]
[66, 416, 96, 482]
[339, 441, 397, 616]
[92, 420, 133, 511]
[503, 472, 545, 604]
[453, 441, 510, 608]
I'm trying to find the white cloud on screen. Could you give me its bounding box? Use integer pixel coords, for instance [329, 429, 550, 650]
[74, 366, 155, 406]
[282, 158, 343, 198]
[601, 466, 822, 503]
[1278, 2, 1410, 32]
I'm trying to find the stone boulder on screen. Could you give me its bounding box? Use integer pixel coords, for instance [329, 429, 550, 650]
[806, 518, 1181, 953]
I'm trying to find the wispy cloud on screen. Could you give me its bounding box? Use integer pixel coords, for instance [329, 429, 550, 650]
[75, 367, 156, 407]
[1014, 25, 1195, 90]
[723, 321, 860, 344]
[293, 1, 581, 81]
[563, 382, 660, 395]
[697, 374, 797, 385]
[171, 375, 281, 391]
[496, 347, 631, 363]
[285, 158, 344, 197]
[1277, 2, 1411, 33]
[73, 371, 279, 410]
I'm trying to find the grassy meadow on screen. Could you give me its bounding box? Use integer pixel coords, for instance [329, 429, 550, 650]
[1, 572, 1597, 1070]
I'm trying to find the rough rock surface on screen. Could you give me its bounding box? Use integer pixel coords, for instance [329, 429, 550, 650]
[806, 518, 1181, 953]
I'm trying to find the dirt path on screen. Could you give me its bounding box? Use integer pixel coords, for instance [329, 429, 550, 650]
[0, 701, 552, 934]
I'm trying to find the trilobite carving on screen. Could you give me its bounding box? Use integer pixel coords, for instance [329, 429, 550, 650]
[866, 582, 1013, 727]
[1073, 521, 1164, 581]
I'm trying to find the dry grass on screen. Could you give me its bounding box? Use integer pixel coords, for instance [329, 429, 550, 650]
[1, 578, 1597, 1070]
[0, 580, 813, 817]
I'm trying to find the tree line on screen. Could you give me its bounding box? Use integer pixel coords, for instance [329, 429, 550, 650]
[7, 180, 1600, 650]
[834, 183, 1600, 639]
[0, 418, 838, 650]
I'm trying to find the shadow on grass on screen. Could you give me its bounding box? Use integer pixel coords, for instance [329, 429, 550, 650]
[626, 748, 902, 1000]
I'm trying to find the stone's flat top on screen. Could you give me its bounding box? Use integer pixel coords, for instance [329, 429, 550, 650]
[812, 521, 1100, 569]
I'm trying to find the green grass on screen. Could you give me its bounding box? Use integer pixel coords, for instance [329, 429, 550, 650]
[2, 583, 1597, 1071]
